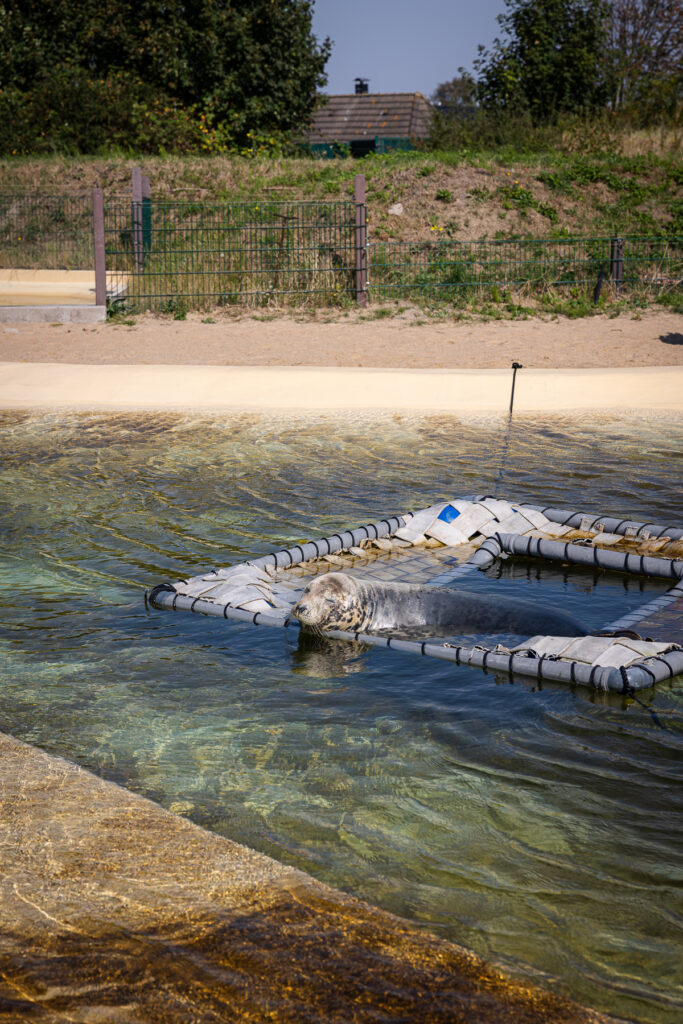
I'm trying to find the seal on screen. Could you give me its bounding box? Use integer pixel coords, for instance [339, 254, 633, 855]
[291, 572, 586, 637]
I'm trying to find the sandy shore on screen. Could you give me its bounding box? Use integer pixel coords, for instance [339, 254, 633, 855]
[2, 361, 682, 412]
[1, 309, 682, 368]
[1, 309, 681, 412]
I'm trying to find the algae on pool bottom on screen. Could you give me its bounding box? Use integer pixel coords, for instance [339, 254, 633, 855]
[0, 408, 681, 1024]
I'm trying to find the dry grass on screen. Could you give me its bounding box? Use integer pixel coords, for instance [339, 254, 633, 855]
[1, 130, 681, 245]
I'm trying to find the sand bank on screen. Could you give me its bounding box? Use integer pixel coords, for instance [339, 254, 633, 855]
[1, 308, 682, 368]
[0, 361, 681, 412]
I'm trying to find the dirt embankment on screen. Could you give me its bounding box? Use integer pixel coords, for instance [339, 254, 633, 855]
[1, 308, 681, 368]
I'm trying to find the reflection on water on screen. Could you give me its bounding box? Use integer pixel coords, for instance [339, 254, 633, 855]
[0, 408, 682, 1024]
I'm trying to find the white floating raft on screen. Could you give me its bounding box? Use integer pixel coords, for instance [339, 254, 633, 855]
[146, 496, 683, 693]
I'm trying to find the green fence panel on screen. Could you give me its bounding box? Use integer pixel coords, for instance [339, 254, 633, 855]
[104, 199, 358, 313]
[0, 194, 94, 270]
[367, 236, 682, 302]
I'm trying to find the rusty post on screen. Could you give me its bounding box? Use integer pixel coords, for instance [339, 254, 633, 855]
[92, 187, 106, 307]
[354, 173, 368, 306]
[132, 165, 143, 271]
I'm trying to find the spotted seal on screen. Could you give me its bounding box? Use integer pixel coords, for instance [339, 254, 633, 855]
[291, 572, 585, 637]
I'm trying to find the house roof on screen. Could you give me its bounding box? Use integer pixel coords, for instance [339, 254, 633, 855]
[307, 93, 432, 143]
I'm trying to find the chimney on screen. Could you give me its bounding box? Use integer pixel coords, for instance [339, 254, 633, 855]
[354, 78, 369, 94]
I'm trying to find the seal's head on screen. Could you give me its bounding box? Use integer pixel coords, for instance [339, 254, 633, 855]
[291, 572, 369, 632]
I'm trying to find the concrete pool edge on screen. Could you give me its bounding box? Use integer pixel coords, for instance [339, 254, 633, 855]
[1, 361, 682, 412]
[0, 729, 619, 1023]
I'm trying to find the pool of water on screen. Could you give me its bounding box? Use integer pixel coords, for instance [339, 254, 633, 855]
[1, 408, 682, 1023]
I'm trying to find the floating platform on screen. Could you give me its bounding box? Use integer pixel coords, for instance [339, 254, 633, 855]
[147, 497, 683, 692]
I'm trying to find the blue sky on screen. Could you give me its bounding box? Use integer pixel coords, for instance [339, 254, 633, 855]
[311, 0, 507, 99]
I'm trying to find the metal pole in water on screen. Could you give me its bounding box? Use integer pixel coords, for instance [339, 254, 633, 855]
[509, 361, 523, 415]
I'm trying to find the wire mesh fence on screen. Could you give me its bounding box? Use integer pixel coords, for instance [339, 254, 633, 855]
[367, 236, 683, 302]
[1, 189, 680, 312]
[104, 199, 358, 313]
[0, 194, 94, 269]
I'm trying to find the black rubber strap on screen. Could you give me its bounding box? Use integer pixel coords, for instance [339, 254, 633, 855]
[650, 656, 675, 679]
[620, 666, 630, 693]
[637, 664, 657, 685]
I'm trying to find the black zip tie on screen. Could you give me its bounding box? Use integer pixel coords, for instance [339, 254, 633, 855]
[421, 642, 427, 655]
[172, 593, 179, 611]
[253, 613, 259, 624]
[190, 598, 200, 612]
[311, 540, 320, 558]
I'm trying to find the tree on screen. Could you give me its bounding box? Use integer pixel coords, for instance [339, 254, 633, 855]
[0, 0, 331, 152]
[431, 72, 478, 116]
[473, 0, 610, 120]
[606, 0, 682, 118]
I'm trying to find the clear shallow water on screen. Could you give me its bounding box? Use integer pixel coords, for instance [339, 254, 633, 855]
[1, 408, 682, 1023]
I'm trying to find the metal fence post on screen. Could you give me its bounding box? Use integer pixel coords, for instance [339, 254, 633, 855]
[92, 187, 106, 307]
[142, 174, 151, 257]
[354, 173, 368, 306]
[132, 166, 143, 271]
[610, 236, 624, 294]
